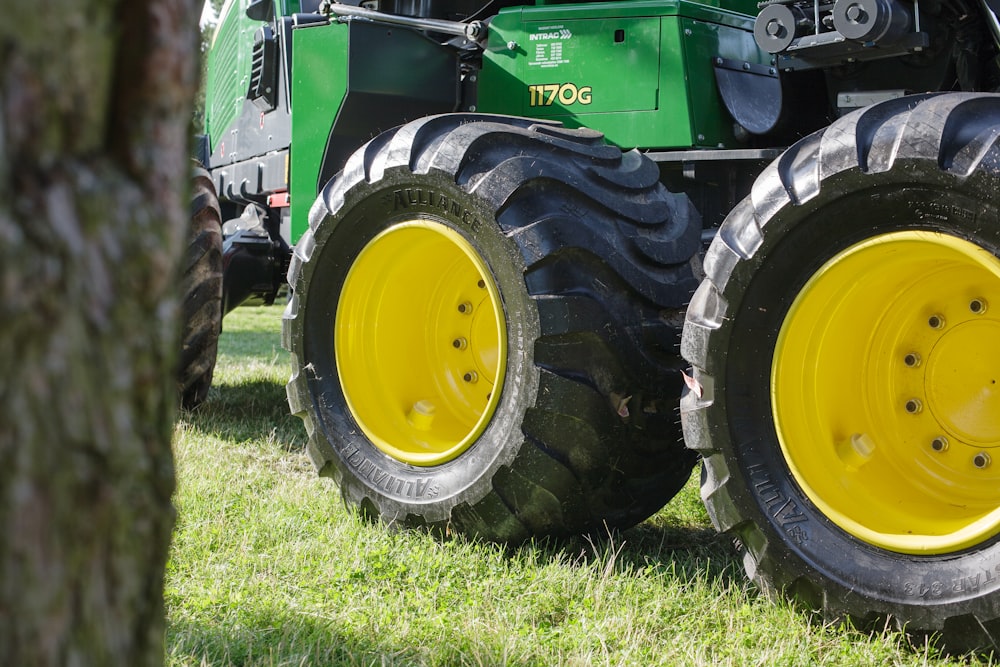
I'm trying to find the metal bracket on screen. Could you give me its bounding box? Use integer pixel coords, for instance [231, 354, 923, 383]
[713, 58, 783, 136]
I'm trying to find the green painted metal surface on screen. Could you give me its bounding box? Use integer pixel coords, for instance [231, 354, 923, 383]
[289, 21, 348, 244]
[479, 0, 763, 150]
[206, 0, 765, 243]
[205, 0, 255, 150]
[205, 0, 311, 155]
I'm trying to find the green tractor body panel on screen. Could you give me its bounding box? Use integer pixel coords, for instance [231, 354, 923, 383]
[205, 0, 311, 157]
[287, 18, 463, 243]
[480, 1, 760, 150]
[288, 22, 348, 245]
[204, 0, 259, 152]
[283, 1, 762, 242]
[205, 0, 971, 299]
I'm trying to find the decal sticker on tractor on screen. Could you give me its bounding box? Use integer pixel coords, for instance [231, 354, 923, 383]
[529, 24, 571, 69]
[528, 83, 592, 107]
[530, 28, 573, 40]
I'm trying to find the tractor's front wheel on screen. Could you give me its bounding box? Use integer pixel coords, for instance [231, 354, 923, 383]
[284, 115, 700, 542]
[682, 93, 1000, 652]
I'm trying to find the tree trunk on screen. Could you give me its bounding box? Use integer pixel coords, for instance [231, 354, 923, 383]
[0, 2, 200, 665]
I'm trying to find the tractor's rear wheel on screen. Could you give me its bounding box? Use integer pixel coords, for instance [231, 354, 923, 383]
[179, 166, 223, 409]
[284, 115, 700, 542]
[682, 93, 1000, 652]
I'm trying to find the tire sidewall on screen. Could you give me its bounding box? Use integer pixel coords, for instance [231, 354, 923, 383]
[295, 166, 540, 521]
[714, 166, 1000, 618]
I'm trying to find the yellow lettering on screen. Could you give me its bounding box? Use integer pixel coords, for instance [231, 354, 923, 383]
[558, 83, 577, 105]
[527, 83, 594, 107]
[543, 84, 560, 105]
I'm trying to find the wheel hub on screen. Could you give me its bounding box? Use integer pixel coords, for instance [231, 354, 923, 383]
[335, 220, 506, 466]
[773, 231, 1000, 554]
[926, 318, 1000, 443]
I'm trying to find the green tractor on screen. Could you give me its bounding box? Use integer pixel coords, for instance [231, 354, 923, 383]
[194, 0, 1000, 651]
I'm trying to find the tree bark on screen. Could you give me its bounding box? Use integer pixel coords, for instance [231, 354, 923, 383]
[0, 2, 200, 664]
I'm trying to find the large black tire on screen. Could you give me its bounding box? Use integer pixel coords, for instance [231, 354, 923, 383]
[179, 166, 223, 409]
[682, 93, 1000, 652]
[284, 114, 700, 542]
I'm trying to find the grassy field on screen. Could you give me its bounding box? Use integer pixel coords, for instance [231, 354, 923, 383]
[166, 305, 986, 666]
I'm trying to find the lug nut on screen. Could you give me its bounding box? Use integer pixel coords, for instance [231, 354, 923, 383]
[477, 279, 486, 289]
[970, 298, 988, 315]
[453, 337, 468, 350]
[903, 353, 921, 368]
[904, 398, 923, 414]
[463, 371, 479, 383]
[458, 302, 473, 315]
[928, 314, 945, 329]
[931, 436, 949, 452]
[974, 452, 992, 469]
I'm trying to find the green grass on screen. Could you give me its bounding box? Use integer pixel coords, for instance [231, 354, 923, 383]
[167, 304, 986, 666]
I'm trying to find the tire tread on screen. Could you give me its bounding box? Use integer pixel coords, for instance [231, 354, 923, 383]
[682, 93, 1000, 652]
[179, 166, 223, 409]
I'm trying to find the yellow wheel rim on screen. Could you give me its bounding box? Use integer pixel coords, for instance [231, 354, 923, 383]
[773, 231, 1000, 554]
[335, 220, 506, 466]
